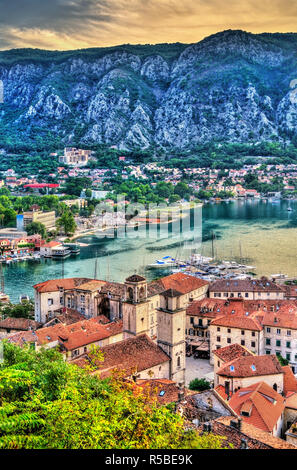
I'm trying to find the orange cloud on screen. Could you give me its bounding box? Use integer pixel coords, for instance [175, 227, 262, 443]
[0, 0, 296, 50]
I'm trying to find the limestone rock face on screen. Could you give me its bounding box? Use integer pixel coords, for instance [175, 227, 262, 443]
[0, 30, 297, 150]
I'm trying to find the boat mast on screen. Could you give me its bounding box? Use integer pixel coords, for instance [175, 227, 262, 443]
[211, 231, 215, 260]
[94, 256, 98, 279]
[0, 262, 4, 293]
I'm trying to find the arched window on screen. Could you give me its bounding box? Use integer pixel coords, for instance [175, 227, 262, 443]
[273, 383, 277, 391]
[128, 287, 133, 300]
[139, 286, 145, 299]
[177, 356, 181, 368]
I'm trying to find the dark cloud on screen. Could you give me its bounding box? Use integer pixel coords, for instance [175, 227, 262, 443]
[0, 0, 296, 50]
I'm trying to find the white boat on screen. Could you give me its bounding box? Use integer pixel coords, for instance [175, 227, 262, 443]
[147, 256, 179, 269]
[270, 273, 288, 279]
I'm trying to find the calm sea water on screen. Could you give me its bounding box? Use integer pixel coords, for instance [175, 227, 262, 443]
[5, 199, 297, 302]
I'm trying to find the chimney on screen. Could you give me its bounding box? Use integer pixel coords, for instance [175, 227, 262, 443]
[240, 438, 249, 449]
[178, 390, 185, 402]
[230, 418, 242, 431]
[203, 422, 212, 433]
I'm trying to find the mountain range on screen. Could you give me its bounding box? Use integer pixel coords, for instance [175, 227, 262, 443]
[0, 29, 297, 151]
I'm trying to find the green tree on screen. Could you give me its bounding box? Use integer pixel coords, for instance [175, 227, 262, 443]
[276, 354, 289, 366]
[0, 300, 34, 319]
[0, 342, 229, 450]
[56, 211, 77, 235]
[174, 182, 191, 199]
[26, 222, 47, 239]
[189, 378, 211, 391]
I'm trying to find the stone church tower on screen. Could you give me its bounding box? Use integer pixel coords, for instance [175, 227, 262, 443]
[122, 275, 150, 339]
[122, 275, 186, 385]
[157, 288, 186, 386]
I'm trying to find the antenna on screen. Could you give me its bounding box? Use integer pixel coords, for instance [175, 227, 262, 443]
[94, 249, 98, 279]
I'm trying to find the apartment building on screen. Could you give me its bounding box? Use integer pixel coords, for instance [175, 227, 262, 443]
[263, 308, 297, 373]
[209, 278, 285, 300]
[215, 354, 284, 395]
[209, 314, 265, 364]
[59, 147, 92, 166]
[23, 210, 56, 231]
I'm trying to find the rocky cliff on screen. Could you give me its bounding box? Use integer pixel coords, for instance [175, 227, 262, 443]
[0, 30, 297, 151]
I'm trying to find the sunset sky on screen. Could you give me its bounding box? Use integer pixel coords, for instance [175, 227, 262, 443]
[0, 0, 296, 50]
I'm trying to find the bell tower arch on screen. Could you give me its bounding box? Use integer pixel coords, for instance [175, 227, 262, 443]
[122, 275, 150, 339]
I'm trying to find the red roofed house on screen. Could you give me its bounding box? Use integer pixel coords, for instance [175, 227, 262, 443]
[215, 354, 284, 396]
[35, 318, 123, 360]
[150, 272, 209, 308]
[228, 382, 285, 437]
[34, 277, 107, 323]
[262, 308, 297, 374]
[71, 334, 171, 380]
[40, 241, 63, 257]
[213, 343, 254, 385]
[209, 313, 264, 364]
[209, 277, 284, 300]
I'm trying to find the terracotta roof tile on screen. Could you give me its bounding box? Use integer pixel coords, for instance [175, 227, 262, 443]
[154, 273, 209, 295]
[210, 278, 284, 293]
[212, 416, 295, 449]
[72, 334, 170, 377]
[135, 379, 186, 405]
[262, 309, 297, 330]
[0, 317, 41, 331]
[33, 278, 101, 293]
[213, 343, 253, 363]
[210, 315, 263, 331]
[282, 366, 297, 396]
[217, 354, 283, 378]
[285, 392, 297, 410]
[36, 318, 122, 351]
[228, 382, 285, 433]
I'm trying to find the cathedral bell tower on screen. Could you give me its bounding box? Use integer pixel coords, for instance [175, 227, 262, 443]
[157, 288, 186, 386]
[122, 275, 150, 339]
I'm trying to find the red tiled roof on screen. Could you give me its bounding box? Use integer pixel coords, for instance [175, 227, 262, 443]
[6, 330, 38, 346]
[33, 278, 105, 293]
[210, 278, 284, 293]
[217, 354, 283, 378]
[135, 379, 184, 405]
[36, 318, 121, 351]
[212, 417, 295, 449]
[0, 317, 41, 331]
[156, 273, 209, 295]
[285, 392, 297, 410]
[262, 310, 297, 330]
[74, 280, 106, 292]
[228, 382, 285, 433]
[213, 343, 253, 363]
[282, 366, 297, 396]
[210, 314, 263, 331]
[43, 241, 61, 248]
[215, 384, 229, 401]
[72, 334, 170, 377]
[187, 298, 297, 318]
[90, 318, 123, 336]
[283, 285, 297, 299]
